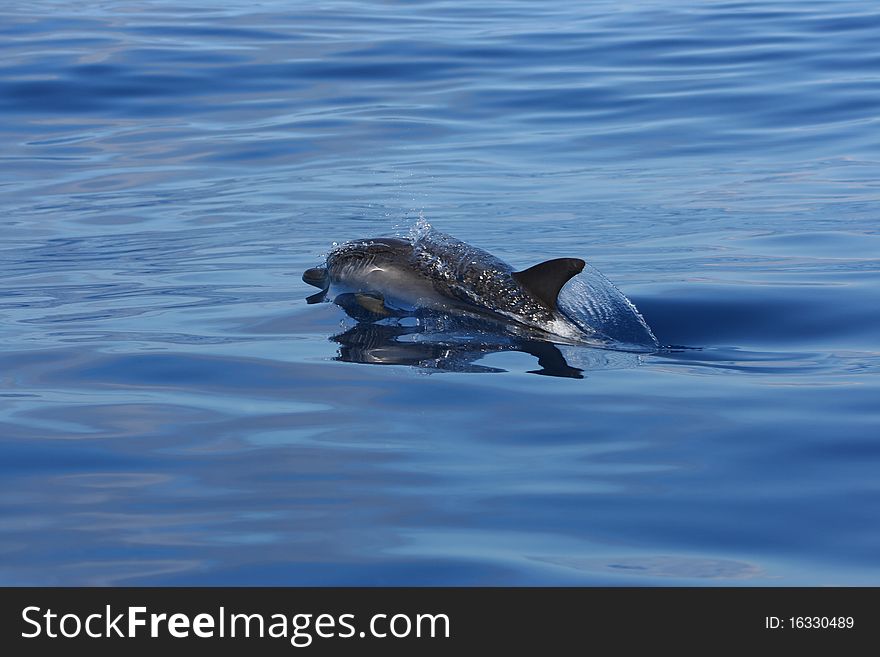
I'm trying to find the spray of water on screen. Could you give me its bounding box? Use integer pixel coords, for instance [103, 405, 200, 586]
[557, 263, 658, 350]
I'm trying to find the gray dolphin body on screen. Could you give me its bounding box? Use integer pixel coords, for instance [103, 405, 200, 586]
[303, 229, 590, 341]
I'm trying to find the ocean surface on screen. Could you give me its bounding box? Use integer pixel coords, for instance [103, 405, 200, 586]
[1, 0, 878, 585]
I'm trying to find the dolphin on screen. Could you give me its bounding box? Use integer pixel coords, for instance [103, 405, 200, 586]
[302, 228, 591, 342]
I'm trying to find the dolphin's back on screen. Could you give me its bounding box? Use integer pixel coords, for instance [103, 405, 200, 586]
[411, 231, 559, 325]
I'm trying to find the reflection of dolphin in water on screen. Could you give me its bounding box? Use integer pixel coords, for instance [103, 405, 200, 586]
[303, 225, 656, 348]
[332, 322, 586, 378]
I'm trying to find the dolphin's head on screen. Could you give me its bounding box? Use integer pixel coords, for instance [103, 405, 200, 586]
[324, 237, 415, 287]
[303, 237, 413, 292]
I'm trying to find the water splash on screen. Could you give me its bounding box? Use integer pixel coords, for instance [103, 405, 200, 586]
[408, 212, 433, 241]
[558, 264, 658, 350]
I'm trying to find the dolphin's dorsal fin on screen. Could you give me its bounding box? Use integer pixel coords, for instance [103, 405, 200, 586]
[513, 258, 585, 310]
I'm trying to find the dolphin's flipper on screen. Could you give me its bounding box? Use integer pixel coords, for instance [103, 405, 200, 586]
[334, 293, 385, 322]
[305, 290, 328, 304]
[354, 293, 398, 318]
[513, 258, 586, 311]
[334, 292, 407, 323]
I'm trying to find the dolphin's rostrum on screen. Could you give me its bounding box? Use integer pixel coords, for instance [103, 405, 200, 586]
[303, 228, 594, 342]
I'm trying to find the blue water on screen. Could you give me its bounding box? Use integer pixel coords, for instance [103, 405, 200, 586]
[1, 0, 878, 585]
